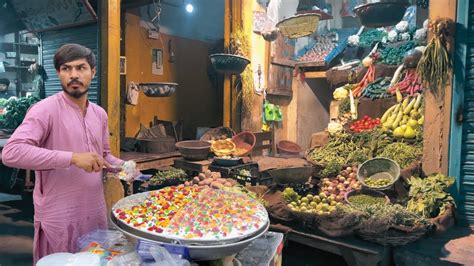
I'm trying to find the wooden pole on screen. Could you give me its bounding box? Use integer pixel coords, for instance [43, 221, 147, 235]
[422, 0, 457, 175]
[100, 0, 123, 213]
[223, 0, 231, 127]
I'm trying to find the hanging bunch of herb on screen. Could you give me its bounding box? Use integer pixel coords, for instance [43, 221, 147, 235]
[230, 28, 254, 116]
[416, 19, 454, 99]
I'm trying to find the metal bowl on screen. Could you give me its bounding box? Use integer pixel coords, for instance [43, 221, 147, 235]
[353, 1, 409, 28]
[209, 54, 251, 75]
[111, 216, 269, 261]
[139, 82, 177, 97]
[267, 166, 313, 184]
[357, 157, 401, 190]
[175, 140, 211, 161]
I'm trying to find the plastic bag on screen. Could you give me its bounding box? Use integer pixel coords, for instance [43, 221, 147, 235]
[77, 229, 129, 252]
[37, 252, 101, 266]
[150, 246, 190, 266]
[126, 82, 139, 105]
[261, 0, 281, 39]
[108, 251, 142, 266]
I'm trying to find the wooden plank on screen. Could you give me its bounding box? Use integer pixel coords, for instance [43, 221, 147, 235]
[271, 57, 296, 68]
[304, 71, 327, 79]
[173, 158, 212, 173]
[136, 157, 177, 171]
[296, 61, 326, 68]
[100, 0, 123, 214]
[120, 151, 181, 162]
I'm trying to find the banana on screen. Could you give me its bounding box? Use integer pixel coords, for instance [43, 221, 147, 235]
[381, 104, 398, 123]
[401, 97, 409, 109]
[403, 97, 417, 115]
[413, 93, 423, 111]
[396, 89, 403, 103]
[392, 109, 404, 129]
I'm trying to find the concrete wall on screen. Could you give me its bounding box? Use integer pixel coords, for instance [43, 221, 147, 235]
[124, 10, 220, 139]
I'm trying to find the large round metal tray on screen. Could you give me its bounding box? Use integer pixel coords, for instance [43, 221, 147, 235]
[111, 190, 269, 246]
[110, 215, 269, 261]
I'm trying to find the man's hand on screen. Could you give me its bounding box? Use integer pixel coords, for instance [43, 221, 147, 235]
[71, 152, 112, 173]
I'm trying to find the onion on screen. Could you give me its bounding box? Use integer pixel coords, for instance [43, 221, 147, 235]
[336, 195, 344, 202]
[344, 181, 350, 186]
[349, 173, 356, 179]
[352, 166, 358, 172]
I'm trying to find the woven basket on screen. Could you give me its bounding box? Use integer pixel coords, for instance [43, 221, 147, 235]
[276, 13, 320, 39]
[357, 222, 432, 246]
[209, 53, 250, 75]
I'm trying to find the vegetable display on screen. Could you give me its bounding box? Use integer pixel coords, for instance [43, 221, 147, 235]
[284, 187, 341, 215]
[348, 194, 387, 206]
[388, 69, 424, 96]
[376, 142, 422, 168]
[296, 35, 337, 62]
[361, 77, 392, 99]
[357, 29, 387, 48]
[307, 134, 369, 166]
[364, 177, 392, 188]
[350, 116, 380, 132]
[352, 63, 376, 97]
[183, 170, 238, 189]
[407, 173, 455, 218]
[148, 168, 187, 186]
[381, 94, 424, 139]
[320, 166, 361, 202]
[1, 96, 40, 130]
[380, 41, 416, 65]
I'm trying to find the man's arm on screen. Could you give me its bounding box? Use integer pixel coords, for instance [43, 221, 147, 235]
[2, 105, 72, 170]
[102, 115, 124, 166]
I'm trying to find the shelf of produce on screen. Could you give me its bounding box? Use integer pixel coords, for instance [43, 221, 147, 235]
[304, 71, 327, 79]
[326, 64, 399, 87]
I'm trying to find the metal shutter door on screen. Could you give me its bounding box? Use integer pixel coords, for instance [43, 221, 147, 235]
[40, 23, 99, 103]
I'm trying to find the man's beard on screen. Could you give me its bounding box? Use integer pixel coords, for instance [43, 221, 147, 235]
[62, 80, 88, 99]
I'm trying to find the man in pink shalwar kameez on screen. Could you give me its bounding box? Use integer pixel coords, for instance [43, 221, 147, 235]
[2, 43, 123, 264]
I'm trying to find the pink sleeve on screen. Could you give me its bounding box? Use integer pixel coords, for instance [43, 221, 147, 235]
[102, 115, 124, 166]
[2, 104, 73, 170]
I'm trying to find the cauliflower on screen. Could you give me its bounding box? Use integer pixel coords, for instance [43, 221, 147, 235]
[327, 121, 343, 135]
[414, 28, 427, 41]
[395, 21, 409, 33]
[333, 86, 349, 100]
[423, 19, 429, 29]
[401, 32, 411, 41]
[348, 35, 360, 46]
[388, 30, 398, 42]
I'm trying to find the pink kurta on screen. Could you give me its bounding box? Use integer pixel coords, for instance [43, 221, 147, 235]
[2, 92, 123, 264]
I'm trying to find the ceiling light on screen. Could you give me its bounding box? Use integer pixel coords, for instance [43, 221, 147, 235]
[185, 4, 193, 13]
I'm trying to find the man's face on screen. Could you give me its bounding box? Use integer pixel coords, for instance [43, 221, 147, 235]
[0, 84, 8, 92]
[57, 58, 96, 99]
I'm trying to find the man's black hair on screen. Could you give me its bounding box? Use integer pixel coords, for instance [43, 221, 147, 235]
[0, 78, 10, 86]
[54, 43, 96, 71]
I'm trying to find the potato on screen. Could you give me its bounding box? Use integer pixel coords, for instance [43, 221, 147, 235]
[204, 170, 212, 178]
[204, 179, 212, 185]
[224, 182, 232, 187]
[217, 178, 226, 184]
[184, 181, 190, 186]
[211, 182, 224, 189]
[198, 173, 206, 180]
[198, 180, 206, 186]
[193, 176, 200, 184]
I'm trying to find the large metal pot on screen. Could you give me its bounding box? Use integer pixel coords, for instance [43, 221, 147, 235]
[354, 1, 409, 28]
